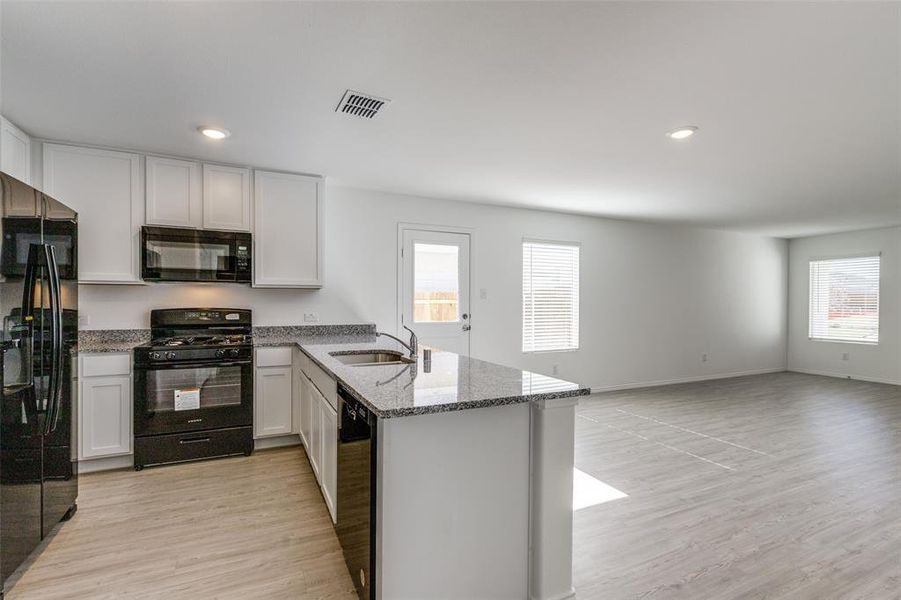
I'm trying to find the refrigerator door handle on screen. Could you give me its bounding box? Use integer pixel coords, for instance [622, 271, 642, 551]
[44, 243, 63, 435]
[21, 243, 42, 419]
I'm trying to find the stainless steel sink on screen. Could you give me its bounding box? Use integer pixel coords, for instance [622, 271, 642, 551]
[330, 351, 415, 366]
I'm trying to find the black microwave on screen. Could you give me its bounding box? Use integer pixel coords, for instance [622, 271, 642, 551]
[141, 226, 252, 283]
[1, 216, 78, 280]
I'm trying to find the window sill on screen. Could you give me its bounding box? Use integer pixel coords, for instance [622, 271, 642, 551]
[522, 347, 580, 355]
[808, 338, 878, 346]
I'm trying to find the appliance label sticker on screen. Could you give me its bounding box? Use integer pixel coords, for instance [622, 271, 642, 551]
[174, 388, 201, 411]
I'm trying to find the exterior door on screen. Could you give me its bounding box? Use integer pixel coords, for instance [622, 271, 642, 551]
[400, 228, 471, 355]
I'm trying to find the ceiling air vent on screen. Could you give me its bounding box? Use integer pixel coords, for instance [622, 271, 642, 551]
[336, 90, 390, 119]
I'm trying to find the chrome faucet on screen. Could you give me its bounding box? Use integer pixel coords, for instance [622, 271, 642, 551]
[376, 326, 418, 359]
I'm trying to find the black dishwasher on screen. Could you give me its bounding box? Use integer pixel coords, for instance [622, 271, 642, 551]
[336, 385, 377, 600]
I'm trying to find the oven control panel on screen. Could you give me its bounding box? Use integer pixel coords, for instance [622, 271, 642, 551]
[140, 346, 252, 364]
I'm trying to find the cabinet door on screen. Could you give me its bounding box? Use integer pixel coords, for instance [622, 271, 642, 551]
[320, 397, 338, 523]
[291, 347, 303, 441]
[254, 366, 293, 438]
[309, 383, 322, 482]
[299, 374, 313, 449]
[1, 117, 31, 185]
[42, 143, 143, 283]
[80, 375, 132, 459]
[146, 156, 202, 228]
[252, 170, 323, 288]
[202, 163, 251, 231]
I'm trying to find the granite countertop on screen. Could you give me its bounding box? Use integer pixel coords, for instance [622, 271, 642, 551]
[78, 329, 150, 353]
[78, 323, 589, 418]
[296, 336, 590, 419]
[78, 324, 375, 353]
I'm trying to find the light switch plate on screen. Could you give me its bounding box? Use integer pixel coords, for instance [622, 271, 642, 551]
[303, 312, 319, 323]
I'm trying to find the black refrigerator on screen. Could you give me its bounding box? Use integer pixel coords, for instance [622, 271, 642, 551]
[0, 171, 78, 593]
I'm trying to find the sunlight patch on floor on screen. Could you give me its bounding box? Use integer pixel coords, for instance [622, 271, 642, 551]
[573, 468, 628, 510]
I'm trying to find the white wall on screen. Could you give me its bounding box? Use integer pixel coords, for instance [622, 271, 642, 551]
[80, 185, 789, 390]
[787, 226, 901, 385]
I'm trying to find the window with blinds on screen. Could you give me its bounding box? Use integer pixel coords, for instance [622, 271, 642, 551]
[809, 254, 880, 344]
[522, 240, 580, 353]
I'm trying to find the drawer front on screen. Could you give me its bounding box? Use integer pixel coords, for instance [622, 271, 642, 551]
[255, 346, 293, 367]
[134, 426, 253, 467]
[296, 349, 312, 375]
[306, 359, 337, 412]
[82, 353, 131, 377]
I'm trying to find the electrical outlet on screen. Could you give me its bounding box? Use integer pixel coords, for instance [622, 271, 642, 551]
[303, 313, 319, 323]
[842, 352, 850, 361]
[701, 353, 709, 363]
[552, 364, 559, 376]
[480, 288, 488, 300]
[78, 314, 91, 328]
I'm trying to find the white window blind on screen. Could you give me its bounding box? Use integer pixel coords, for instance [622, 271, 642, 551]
[522, 241, 580, 352]
[809, 255, 880, 344]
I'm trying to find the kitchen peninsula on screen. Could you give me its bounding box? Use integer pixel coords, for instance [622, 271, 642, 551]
[257, 327, 589, 600]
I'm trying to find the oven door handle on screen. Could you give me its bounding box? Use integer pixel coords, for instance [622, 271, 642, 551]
[137, 359, 252, 371]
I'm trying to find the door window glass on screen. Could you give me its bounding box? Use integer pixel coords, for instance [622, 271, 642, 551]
[413, 243, 459, 323]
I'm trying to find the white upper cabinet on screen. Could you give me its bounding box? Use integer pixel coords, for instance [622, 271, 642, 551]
[253, 170, 323, 288]
[202, 163, 251, 231]
[145, 156, 202, 228]
[1, 117, 31, 185]
[42, 143, 143, 284]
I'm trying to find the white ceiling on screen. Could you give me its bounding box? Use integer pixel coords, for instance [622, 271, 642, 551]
[2, 1, 899, 238]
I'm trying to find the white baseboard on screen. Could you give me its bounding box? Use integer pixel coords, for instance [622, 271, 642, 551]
[79, 454, 134, 473]
[589, 367, 787, 394]
[787, 368, 901, 386]
[254, 433, 302, 450]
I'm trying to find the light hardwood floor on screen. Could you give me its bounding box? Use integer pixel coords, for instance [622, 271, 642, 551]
[574, 372, 901, 599]
[7, 447, 356, 600]
[8, 373, 901, 599]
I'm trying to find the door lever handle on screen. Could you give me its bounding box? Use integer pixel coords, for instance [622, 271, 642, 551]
[462, 324, 471, 332]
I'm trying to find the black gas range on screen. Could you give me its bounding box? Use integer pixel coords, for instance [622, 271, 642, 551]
[133, 308, 254, 470]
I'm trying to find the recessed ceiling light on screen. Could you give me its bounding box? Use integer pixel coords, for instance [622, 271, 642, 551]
[667, 126, 698, 140]
[198, 126, 230, 140]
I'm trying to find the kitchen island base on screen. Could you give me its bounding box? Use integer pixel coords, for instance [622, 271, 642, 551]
[377, 399, 577, 599]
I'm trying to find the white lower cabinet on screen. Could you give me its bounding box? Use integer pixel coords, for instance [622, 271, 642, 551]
[309, 381, 322, 482]
[319, 396, 338, 522]
[254, 347, 294, 439]
[291, 347, 302, 436]
[79, 354, 132, 459]
[299, 373, 313, 449]
[254, 365, 293, 438]
[298, 350, 338, 523]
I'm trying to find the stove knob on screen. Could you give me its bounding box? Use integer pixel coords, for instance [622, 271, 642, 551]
[149, 351, 161, 360]
[166, 352, 177, 360]
[228, 348, 240, 358]
[216, 348, 227, 358]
